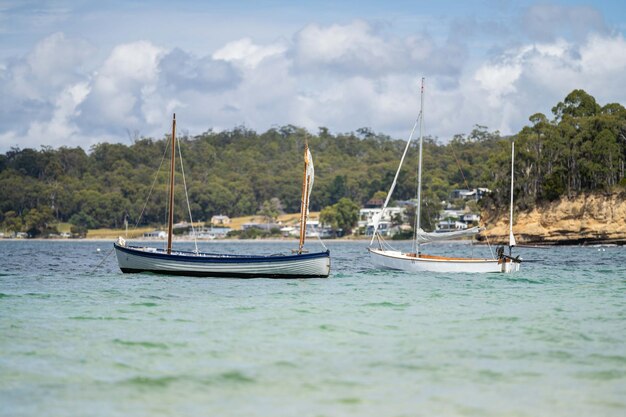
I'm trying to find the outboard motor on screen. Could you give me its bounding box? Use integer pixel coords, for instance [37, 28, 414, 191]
[496, 245, 505, 260]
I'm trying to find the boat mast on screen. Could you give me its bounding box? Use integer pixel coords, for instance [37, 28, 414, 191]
[508, 140, 516, 255]
[298, 140, 310, 254]
[167, 113, 176, 254]
[415, 77, 425, 254]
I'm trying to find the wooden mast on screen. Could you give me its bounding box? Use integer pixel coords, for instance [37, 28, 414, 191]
[298, 140, 310, 254]
[167, 113, 176, 254]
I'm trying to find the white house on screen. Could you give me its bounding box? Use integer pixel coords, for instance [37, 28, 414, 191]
[290, 220, 323, 238]
[358, 207, 405, 229]
[436, 220, 468, 232]
[191, 227, 231, 239]
[451, 188, 491, 201]
[143, 230, 167, 239]
[462, 213, 480, 223]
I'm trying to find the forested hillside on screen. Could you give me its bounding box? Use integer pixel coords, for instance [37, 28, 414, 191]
[1, 90, 625, 236]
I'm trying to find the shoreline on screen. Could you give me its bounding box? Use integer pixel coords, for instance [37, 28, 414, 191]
[2, 236, 623, 246]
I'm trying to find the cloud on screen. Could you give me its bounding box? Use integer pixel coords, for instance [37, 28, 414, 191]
[466, 33, 626, 134]
[160, 48, 241, 92]
[213, 38, 287, 68]
[76, 40, 163, 132]
[291, 21, 467, 80]
[23, 82, 90, 142]
[1, 16, 625, 153]
[0, 32, 94, 149]
[0, 32, 93, 102]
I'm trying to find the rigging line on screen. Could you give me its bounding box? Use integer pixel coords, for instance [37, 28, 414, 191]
[450, 144, 471, 191]
[177, 137, 199, 253]
[370, 112, 421, 246]
[451, 140, 484, 255]
[375, 232, 395, 251]
[132, 138, 170, 231]
[412, 200, 419, 253]
[90, 247, 115, 275]
[483, 229, 495, 259]
[310, 222, 328, 251]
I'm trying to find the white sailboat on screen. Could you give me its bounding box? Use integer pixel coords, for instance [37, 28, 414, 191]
[114, 114, 330, 278]
[368, 78, 521, 273]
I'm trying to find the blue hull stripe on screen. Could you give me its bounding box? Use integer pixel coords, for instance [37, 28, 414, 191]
[114, 243, 330, 264]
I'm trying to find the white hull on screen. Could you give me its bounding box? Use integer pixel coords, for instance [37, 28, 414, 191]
[368, 248, 519, 274]
[114, 244, 330, 278]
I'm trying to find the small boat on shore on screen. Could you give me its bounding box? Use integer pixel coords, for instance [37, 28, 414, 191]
[114, 114, 330, 278]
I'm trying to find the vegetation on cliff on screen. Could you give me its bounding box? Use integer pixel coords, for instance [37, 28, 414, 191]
[0, 90, 624, 236]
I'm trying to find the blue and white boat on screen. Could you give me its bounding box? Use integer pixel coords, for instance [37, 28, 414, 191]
[113, 115, 330, 278]
[114, 242, 330, 278]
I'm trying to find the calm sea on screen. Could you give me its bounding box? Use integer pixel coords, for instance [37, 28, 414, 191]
[1, 240, 624, 417]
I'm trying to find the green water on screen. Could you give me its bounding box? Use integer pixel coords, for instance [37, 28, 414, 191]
[1, 241, 625, 416]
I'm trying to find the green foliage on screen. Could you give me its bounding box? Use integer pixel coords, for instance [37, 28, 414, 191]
[227, 227, 281, 239]
[320, 197, 360, 235]
[489, 89, 626, 212]
[70, 224, 87, 238]
[257, 198, 282, 223]
[22, 207, 57, 237]
[0, 89, 624, 237]
[1, 211, 22, 233]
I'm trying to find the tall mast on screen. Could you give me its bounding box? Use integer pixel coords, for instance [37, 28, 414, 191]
[415, 77, 425, 253]
[167, 113, 176, 254]
[298, 140, 309, 253]
[509, 140, 516, 253]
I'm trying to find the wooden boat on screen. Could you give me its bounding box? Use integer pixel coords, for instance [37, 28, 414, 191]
[114, 115, 330, 278]
[368, 78, 521, 273]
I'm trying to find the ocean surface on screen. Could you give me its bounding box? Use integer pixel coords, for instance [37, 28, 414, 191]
[1, 240, 624, 417]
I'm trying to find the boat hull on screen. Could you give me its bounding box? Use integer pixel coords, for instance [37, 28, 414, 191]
[114, 243, 330, 278]
[368, 248, 519, 273]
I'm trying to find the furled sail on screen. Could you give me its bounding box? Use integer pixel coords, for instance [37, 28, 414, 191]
[414, 226, 483, 244]
[305, 148, 314, 215]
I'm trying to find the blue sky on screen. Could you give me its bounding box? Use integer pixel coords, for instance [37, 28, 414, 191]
[1, 0, 625, 151]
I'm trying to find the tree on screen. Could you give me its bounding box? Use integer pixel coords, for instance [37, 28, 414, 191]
[23, 207, 56, 237]
[372, 190, 387, 200]
[257, 198, 281, 229]
[320, 198, 360, 235]
[552, 89, 600, 120]
[1, 89, 624, 238]
[1, 211, 22, 234]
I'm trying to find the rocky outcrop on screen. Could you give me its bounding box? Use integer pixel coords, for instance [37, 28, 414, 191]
[480, 191, 626, 245]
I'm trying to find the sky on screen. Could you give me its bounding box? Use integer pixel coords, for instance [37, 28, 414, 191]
[1, 0, 625, 152]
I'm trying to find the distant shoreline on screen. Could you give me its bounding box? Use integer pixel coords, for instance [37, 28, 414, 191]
[1, 237, 623, 246]
[0, 237, 367, 243]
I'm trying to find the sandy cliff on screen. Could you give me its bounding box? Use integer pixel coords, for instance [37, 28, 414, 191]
[480, 191, 626, 245]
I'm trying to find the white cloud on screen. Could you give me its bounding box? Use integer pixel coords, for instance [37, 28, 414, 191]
[25, 82, 90, 141]
[213, 38, 287, 68]
[475, 60, 523, 107]
[77, 40, 164, 130]
[579, 34, 626, 77]
[0, 32, 94, 149]
[1, 20, 625, 153]
[293, 21, 395, 72]
[461, 34, 626, 135]
[291, 21, 466, 79]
